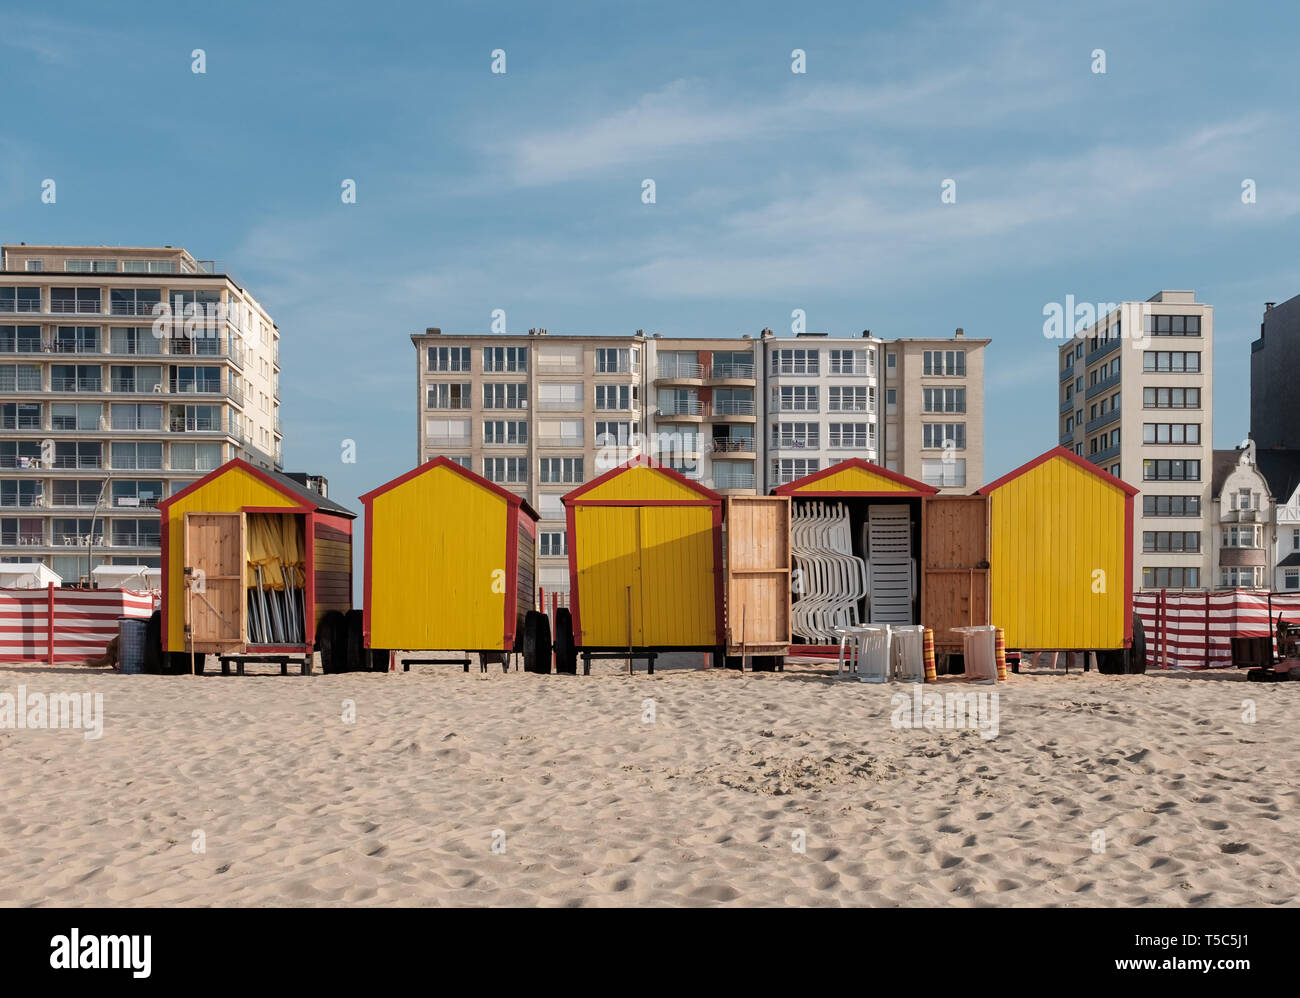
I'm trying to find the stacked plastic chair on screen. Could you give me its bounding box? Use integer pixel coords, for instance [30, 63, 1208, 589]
[791, 502, 869, 643]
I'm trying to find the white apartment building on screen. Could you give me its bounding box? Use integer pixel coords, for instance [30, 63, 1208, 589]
[1057, 291, 1214, 590]
[764, 328, 987, 492]
[0, 243, 282, 583]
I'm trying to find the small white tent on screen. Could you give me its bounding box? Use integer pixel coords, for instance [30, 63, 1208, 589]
[90, 565, 162, 591]
[0, 562, 63, 589]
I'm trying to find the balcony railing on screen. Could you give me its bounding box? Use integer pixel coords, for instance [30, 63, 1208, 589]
[0, 496, 46, 508]
[828, 401, 874, 413]
[51, 377, 103, 392]
[712, 470, 756, 490]
[711, 438, 755, 453]
[49, 300, 103, 315]
[109, 378, 162, 394]
[712, 399, 755, 416]
[426, 435, 473, 448]
[774, 402, 820, 413]
[658, 359, 703, 379]
[537, 399, 584, 412]
[658, 399, 702, 416]
[0, 339, 44, 353]
[50, 456, 103, 469]
[773, 362, 819, 376]
[0, 300, 42, 314]
[773, 436, 818, 450]
[828, 362, 872, 376]
[1, 532, 45, 546]
[109, 301, 163, 316]
[710, 363, 754, 380]
[1, 416, 43, 430]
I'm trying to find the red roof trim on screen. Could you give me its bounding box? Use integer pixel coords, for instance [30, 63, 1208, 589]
[561, 458, 722, 505]
[977, 446, 1139, 496]
[359, 456, 540, 520]
[772, 458, 938, 496]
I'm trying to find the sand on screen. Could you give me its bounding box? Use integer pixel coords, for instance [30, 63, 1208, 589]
[0, 657, 1296, 907]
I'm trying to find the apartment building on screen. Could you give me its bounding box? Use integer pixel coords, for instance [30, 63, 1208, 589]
[0, 243, 282, 583]
[1056, 290, 1214, 591]
[763, 327, 987, 492]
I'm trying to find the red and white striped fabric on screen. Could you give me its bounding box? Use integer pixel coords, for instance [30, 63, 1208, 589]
[0, 585, 158, 665]
[1134, 590, 1300, 670]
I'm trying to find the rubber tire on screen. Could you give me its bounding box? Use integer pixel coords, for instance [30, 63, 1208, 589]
[1096, 650, 1125, 675]
[1125, 614, 1148, 674]
[554, 608, 577, 674]
[318, 611, 346, 674]
[369, 648, 391, 673]
[143, 611, 163, 674]
[522, 611, 552, 674]
[344, 609, 365, 673]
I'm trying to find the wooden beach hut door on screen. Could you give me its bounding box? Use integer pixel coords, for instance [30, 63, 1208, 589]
[183, 511, 245, 649]
[921, 496, 988, 650]
[574, 505, 646, 648]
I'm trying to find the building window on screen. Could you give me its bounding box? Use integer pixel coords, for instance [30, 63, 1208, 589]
[483, 457, 527, 484]
[921, 458, 966, 488]
[1221, 567, 1262, 589]
[596, 347, 637, 373]
[483, 420, 527, 445]
[773, 422, 819, 449]
[426, 383, 471, 409]
[1222, 525, 1261, 548]
[594, 420, 634, 446]
[483, 346, 528, 373]
[828, 385, 872, 412]
[771, 349, 819, 375]
[539, 457, 583, 484]
[829, 349, 869, 375]
[1142, 531, 1200, 552]
[886, 352, 896, 370]
[1292, 528, 1300, 551]
[1143, 495, 1201, 517]
[1143, 387, 1200, 409]
[1143, 459, 1201, 481]
[482, 383, 528, 409]
[1141, 567, 1200, 589]
[828, 423, 872, 449]
[1144, 314, 1201, 336]
[427, 346, 471, 372]
[774, 385, 818, 412]
[1234, 488, 1256, 511]
[170, 442, 222, 471]
[922, 350, 966, 376]
[771, 458, 820, 484]
[886, 389, 897, 411]
[1143, 351, 1201, 373]
[922, 423, 966, 450]
[922, 388, 965, 413]
[1285, 569, 1300, 590]
[1142, 423, 1201, 444]
[539, 531, 567, 558]
[595, 384, 636, 411]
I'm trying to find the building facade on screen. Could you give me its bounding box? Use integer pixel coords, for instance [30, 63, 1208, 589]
[414, 325, 988, 594]
[761, 328, 987, 492]
[1056, 290, 1214, 591]
[1250, 293, 1300, 449]
[0, 244, 282, 583]
[1210, 444, 1272, 590]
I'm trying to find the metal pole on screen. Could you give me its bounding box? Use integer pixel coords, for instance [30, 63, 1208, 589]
[626, 585, 633, 675]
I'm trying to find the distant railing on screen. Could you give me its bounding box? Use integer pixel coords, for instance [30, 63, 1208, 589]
[710, 363, 754, 380]
[712, 398, 755, 416]
[658, 399, 702, 416]
[711, 438, 754, 453]
[49, 300, 102, 314]
[658, 359, 703, 379]
[51, 377, 103, 392]
[713, 470, 756, 490]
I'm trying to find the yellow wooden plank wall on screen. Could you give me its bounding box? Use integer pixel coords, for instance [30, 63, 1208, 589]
[368, 465, 508, 651]
[988, 455, 1127, 649]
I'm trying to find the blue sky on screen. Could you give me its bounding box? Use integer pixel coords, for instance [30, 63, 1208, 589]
[3, 0, 1297, 513]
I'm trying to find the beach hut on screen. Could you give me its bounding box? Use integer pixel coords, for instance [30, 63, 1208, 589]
[359, 457, 542, 672]
[977, 445, 1139, 671]
[0, 562, 62, 590]
[156, 459, 356, 674]
[773, 459, 938, 650]
[559, 460, 724, 673]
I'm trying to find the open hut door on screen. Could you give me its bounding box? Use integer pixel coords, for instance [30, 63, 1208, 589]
[183, 511, 245, 651]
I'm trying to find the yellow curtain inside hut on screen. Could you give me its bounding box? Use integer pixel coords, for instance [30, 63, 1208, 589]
[244, 513, 305, 590]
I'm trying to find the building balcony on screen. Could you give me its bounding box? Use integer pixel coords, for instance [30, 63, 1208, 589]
[48, 301, 104, 316]
[1085, 371, 1122, 401]
[711, 469, 756, 492]
[1219, 547, 1266, 567]
[1085, 337, 1122, 366]
[1084, 409, 1120, 436]
[1060, 430, 1075, 447]
[656, 360, 704, 384]
[535, 436, 583, 448]
[711, 399, 756, 422]
[711, 438, 756, 458]
[707, 363, 755, 385]
[771, 436, 819, 451]
[1060, 398, 1074, 414]
[1088, 444, 1120, 465]
[657, 400, 705, 421]
[1060, 365, 1076, 383]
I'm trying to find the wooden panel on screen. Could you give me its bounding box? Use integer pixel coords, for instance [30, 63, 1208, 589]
[922, 495, 989, 647]
[724, 496, 791, 651]
[184, 511, 245, 650]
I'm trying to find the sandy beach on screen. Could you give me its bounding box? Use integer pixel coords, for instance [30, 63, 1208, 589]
[1, 659, 1296, 907]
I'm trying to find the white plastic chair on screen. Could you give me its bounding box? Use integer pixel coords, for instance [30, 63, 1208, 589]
[855, 624, 892, 683]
